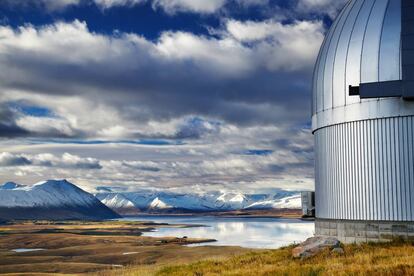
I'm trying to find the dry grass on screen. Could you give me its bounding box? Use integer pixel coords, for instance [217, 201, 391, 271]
[3, 221, 414, 275]
[0, 221, 250, 275]
[149, 242, 414, 276]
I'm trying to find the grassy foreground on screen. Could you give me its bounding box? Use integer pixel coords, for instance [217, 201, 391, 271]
[101, 241, 414, 276]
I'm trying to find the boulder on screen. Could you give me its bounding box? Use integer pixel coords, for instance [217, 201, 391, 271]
[331, 247, 345, 255]
[292, 236, 341, 259]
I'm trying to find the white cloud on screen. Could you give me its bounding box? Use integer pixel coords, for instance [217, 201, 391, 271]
[297, 0, 348, 19]
[15, 116, 76, 137]
[0, 152, 31, 166]
[225, 19, 324, 71]
[2, 0, 81, 11]
[1, 0, 272, 14]
[0, 19, 323, 138]
[0, 123, 314, 192]
[0, 152, 102, 170]
[93, 0, 146, 9]
[0, 9, 322, 192]
[151, 0, 226, 14]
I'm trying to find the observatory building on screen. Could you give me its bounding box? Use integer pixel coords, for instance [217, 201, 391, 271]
[312, 0, 414, 242]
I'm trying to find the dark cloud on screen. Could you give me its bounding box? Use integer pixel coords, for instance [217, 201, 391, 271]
[0, 153, 31, 166]
[0, 106, 29, 138]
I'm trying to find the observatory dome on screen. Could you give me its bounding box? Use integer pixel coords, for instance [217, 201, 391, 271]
[312, 0, 414, 131]
[312, 0, 414, 242]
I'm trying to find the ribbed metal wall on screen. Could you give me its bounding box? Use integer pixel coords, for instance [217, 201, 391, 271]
[315, 116, 414, 221]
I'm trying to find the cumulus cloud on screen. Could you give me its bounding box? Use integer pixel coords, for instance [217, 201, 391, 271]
[0, 152, 31, 166]
[0, 152, 102, 170]
[0, 19, 323, 138]
[151, 0, 226, 14]
[297, 0, 348, 19]
[93, 0, 145, 9]
[0, 123, 314, 192]
[1, 0, 81, 11]
[1, 0, 268, 14]
[0, 1, 326, 192]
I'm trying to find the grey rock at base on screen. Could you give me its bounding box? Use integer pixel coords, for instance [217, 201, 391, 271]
[331, 247, 345, 255]
[292, 236, 341, 258]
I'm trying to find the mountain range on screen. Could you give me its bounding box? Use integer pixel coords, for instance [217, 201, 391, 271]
[95, 190, 301, 216]
[0, 180, 302, 220]
[0, 180, 120, 220]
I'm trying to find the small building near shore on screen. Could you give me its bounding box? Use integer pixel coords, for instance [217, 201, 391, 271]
[301, 192, 315, 218]
[312, 0, 414, 242]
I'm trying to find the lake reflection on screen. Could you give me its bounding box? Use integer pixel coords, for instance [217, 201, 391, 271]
[123, 216, 314, 249]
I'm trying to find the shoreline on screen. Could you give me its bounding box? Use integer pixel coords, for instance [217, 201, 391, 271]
[121, 208, 305, 219]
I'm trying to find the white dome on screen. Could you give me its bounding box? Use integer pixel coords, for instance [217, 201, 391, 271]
[311, 0, 414, 131]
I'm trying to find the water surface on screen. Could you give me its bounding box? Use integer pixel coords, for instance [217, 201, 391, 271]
[123, 215, 314, 249]
[11, 248, 45, 253]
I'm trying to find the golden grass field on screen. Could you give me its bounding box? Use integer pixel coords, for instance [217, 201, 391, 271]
[102, 241, 414, 276]
[1, 220, 414, 275]
[0, 221, 251, 275]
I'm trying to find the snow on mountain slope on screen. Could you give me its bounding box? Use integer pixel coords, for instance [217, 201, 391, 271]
[98, 194, 140, 216]
[245, 194, 301, 210]
[0, 180, 120, 220]
[149, 197, 173, 209]
[101, 194, 135, 209]
[96, 190, 301, 213]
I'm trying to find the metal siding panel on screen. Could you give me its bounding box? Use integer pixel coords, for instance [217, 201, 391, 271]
[379, 119, 384, 220]
[366, 120, 372, 220]
[361, 121, 366, 219]
[317, 134, 320, 218]
[392, 117, 398, 221]
[383, 119, 388, 220]
[398, 117, 405, 221]
[409, 117, 414, 219]
[402, 117, 408, 221]
[386, 118, 392, 221]
[335, 125, 339, 218]
[373, 118, 378, 220]
[340, 124, 345, 219]
[352, 122, 358, 219]
[358, 120, 362, 220]
[314, 116, 414, 221]
[344, 124, 348, 219]
[355, 121, 360, 220]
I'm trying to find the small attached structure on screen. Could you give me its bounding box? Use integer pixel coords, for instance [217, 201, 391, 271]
[301, 192, 315, 217]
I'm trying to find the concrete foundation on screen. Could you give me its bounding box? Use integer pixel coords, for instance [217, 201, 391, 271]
[315, 218, 414, 243]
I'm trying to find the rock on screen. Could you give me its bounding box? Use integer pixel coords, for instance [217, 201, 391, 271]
[331, 247, 345, 255]
[292, 236, 341, 259]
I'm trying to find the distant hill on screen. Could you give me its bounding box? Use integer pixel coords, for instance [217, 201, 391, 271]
[95, 189, 301, 216]
[0, 180, 121, 220]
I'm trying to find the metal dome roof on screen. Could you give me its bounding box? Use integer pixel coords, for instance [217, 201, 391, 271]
[312, 0, 402, 116]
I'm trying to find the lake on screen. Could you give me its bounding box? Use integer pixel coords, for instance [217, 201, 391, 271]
[122, 216, 314, 249]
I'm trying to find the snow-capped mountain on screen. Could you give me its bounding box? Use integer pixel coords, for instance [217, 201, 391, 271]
[149, 197, 173, 210]
[244, 194, 302, 210]
[96, 189, 301, 215]
[0, 180, 120, 220]
[100, 194, 140, 216]
[0, 182, 24, 190]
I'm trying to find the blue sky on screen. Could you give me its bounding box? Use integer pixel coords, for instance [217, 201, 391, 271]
[0, 0, 346, 193]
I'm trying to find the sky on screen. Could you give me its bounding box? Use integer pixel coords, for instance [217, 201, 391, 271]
[0, 0, 346, 194]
